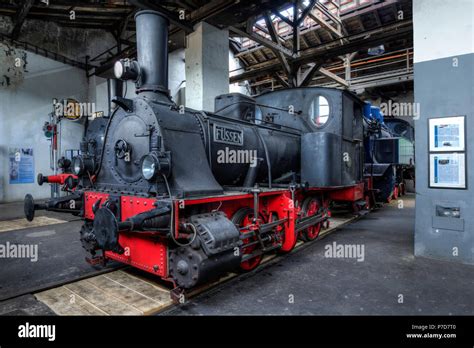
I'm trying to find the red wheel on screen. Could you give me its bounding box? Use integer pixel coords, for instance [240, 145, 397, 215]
[300, 197, 322, 242]
[232, 208, 263, 272]
[392, 185, 399, 200]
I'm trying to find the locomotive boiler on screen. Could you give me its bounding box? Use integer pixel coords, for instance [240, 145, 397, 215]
[24, 9, 401, 290]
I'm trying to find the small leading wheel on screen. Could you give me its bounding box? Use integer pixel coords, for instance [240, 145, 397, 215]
[232, 208, 264, 272]
[392, 185, 399, 200]
[300, 197, 322, 242]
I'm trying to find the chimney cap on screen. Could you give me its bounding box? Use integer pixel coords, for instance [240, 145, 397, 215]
[134, 9, 169, 23]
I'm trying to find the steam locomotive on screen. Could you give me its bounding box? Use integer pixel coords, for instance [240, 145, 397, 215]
[24, 10, 414, 290]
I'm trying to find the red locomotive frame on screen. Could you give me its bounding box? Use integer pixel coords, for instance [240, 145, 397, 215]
[83, 179, 372, 287]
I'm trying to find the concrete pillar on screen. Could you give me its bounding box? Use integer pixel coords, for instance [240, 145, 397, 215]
[413, 0, 474, 264]
[185, 22, 229, 112]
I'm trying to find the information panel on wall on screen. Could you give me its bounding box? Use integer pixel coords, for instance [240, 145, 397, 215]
[428, 116, 466, 189]
[429, 153, 466, 189]
[429, 116, 465, 152]
[9, 147, 35, 184]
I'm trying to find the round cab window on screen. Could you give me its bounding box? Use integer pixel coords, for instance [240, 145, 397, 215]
[309, 96, 330, 127]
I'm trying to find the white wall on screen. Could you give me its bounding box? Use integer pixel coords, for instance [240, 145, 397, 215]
[93, 76, 108, 115]
[169, 49, 186, 105]
[229, 50, 250, 95]
[168, 47, 249, 108]
[185, 22, 230, 111]
[0, 43, 89, 202]
[413, 0, 474, 63]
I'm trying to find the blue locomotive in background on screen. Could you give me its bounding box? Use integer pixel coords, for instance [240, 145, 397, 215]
[363, 102, 415, 202]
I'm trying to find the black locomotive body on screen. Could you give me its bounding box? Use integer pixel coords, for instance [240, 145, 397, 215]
[24, 10, 409, 290]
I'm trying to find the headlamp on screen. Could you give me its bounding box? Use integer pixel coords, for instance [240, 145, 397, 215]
[72, 156, 84, 176]
[140, 152, 171, 181]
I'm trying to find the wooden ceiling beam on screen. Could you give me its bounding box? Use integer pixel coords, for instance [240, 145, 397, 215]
[10, 0, 34, 40]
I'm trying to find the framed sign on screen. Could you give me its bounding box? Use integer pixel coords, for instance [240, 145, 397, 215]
[429, 116, 465, 152]
[429, 153, 466, 189]
[9, 147, 35, 184]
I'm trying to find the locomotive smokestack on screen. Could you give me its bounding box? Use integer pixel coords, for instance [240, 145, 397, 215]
[114, 10, 169, 96]
[135, 10, 169, 93]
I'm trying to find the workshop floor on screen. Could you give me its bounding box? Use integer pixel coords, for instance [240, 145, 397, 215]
[167, 194, 474, 315]
[1, 195, 473, 316]
[0, 202, 117, 315]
